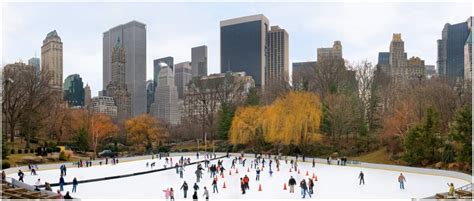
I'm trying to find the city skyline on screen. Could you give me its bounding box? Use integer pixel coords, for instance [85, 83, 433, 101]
[2, 2, 471, 95]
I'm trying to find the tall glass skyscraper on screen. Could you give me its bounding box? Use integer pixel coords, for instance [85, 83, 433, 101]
[437, 17, 472, 81]
[220, 14, 269, 89]
[153, 56, 174, 89]
[64, 74, 85, 107]
[28, 57, 40, 75]
[103, 20, 146, 116]
[191, 45, 208, 77]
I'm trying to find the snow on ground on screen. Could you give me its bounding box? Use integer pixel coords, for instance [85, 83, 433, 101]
[8, 154, 469, 199]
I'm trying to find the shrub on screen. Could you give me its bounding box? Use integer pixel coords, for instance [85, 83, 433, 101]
[2, 161, 11, 169]
[59, 151, 68, 161]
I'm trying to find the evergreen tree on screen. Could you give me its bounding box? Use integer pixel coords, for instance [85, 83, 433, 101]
[73, 128, 90, 152]
[245, 87, 259, 106]
[449, 105, 472, 166]
[403, 108, 442, 165]
[217, 103, 235, 140]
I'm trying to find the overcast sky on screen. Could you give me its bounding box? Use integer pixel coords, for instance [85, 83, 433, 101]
[2, 2, 471, 96]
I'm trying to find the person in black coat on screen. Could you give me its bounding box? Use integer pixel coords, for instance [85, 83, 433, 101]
[64, 191, 73, 199]
[181, 181, 189, 198]
[288, 176, 296, 193]
[192, 191, 198, 201]
[72, 177, 78, 192]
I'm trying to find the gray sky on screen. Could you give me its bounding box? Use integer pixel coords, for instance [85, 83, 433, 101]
[2, 2, 471, 96]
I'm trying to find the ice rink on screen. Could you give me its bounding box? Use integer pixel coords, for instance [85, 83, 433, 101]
[8, 154, 469, 199]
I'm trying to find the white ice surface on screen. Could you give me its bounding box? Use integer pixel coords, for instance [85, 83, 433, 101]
[8, 155, 469, 199]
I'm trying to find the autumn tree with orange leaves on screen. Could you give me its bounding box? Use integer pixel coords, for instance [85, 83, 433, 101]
[91, 113, 119, 155]
[125, 114, 168, 153]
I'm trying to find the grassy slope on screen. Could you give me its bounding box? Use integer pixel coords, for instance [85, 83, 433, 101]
[350, 148, 398, 165]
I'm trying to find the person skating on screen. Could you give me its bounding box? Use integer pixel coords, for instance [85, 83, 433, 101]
[288, 176, 296, 193]
[45, 182, 52, 191]
[72, 177, 78, 193]
[308, 178, 314, 194]
[193, 183, 200, 191]
[203, 186, 209, 201]
[312, 158, 315, 168]
[398, 173, 406, 190]
[212, 177, 218, 193]
[2, 170, 5, 183]
[300, 179, 311, 198]
[358, 171, 365, 185]
[240, 178, 246, 194]
[256, 167, 261, 181]
[170, 188, 175, 201]
[192, 190, 198, 201]
[18, 170, 24, 182]
[179, 166, 185, 179]
[243, 175, 250, 190]
[181, 181, 189, 198]
[57, 174, 65, 190]
[163, 188, 171, 200]
[195, 168, 202, 183]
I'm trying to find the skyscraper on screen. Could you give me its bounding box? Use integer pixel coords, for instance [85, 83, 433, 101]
[437, 17, 472, 81]
[317, 41, 343, 61]
[191, 45, 208, 77]
[153, 56, 174, 88]
[84, 84, 92, 107]
[63, 74, 85, 107]
[174, 61, 192, 99]
[266, 26, 289, 86]
[106, 37, 131, 122]
[28, 57, 40, 75]
[41, 30, 63, 90]
[377, 33, 425, 81]
[92, 96, 117, 118]
[220, 14, 269, 89]
[151, 62, 180, 125]
[103, 20, 146, 116]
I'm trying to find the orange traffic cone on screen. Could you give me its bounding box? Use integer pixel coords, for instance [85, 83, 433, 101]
[298, 169, 300, 174]
[289, 168, 292, 172]
[306, 171, 309, 176]
[283, 183, 287, 190]
[277, 167, 280, 172]
[236, 168, 239, 174]
[229, 170, 232, 175]
[258, 184, 262, 191]
[247, 167, 250, 172]
[223, 182, 227, 189]
[315, 175, 318, 181]
[222, 173, 224, 178]
[312, 173, 315, 179]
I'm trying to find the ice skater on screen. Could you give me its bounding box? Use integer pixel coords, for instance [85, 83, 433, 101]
[203, 186, 209, 201]
[398, 173, 406, 189]
[288, 176, 296, 193]
[300, 179, 311, 198]
[243, 175, 250, 190]
[312, 158, 315, 168]
[170, 188, 175, 201]
[193, 183, 200, 191]
[256, 167, 261, 181]
[212, 177, 218, 193]
[192, 190, 198, 200]
[308, 178, 314, 194]
[72, 177, 78, 193]
[358, 171, 365, 185]
[240, 178, 246, 194]
[18, 170, 24, 182]
[59, 176, 65, 191]
[163, 188, 171, 200]
[181, 181, 189, 198]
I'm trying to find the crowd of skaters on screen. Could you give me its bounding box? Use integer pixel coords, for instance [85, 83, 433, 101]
[7, 151, 459, 200]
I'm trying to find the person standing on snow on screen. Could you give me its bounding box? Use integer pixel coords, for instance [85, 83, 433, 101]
[181, 181, 189, 198]
[288, 176, 296, 193]
[192, 190, 198, 201]
[162, 188, 171, 200]
[398, 173, 406, 190]
[59, 176, 65, 191]
[195, 168, 202, 183]
[243, 175, 250, 190]
[358, 171, 365, 185]
[170, 188, 175, 201]
[193, 183, 200, 191]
